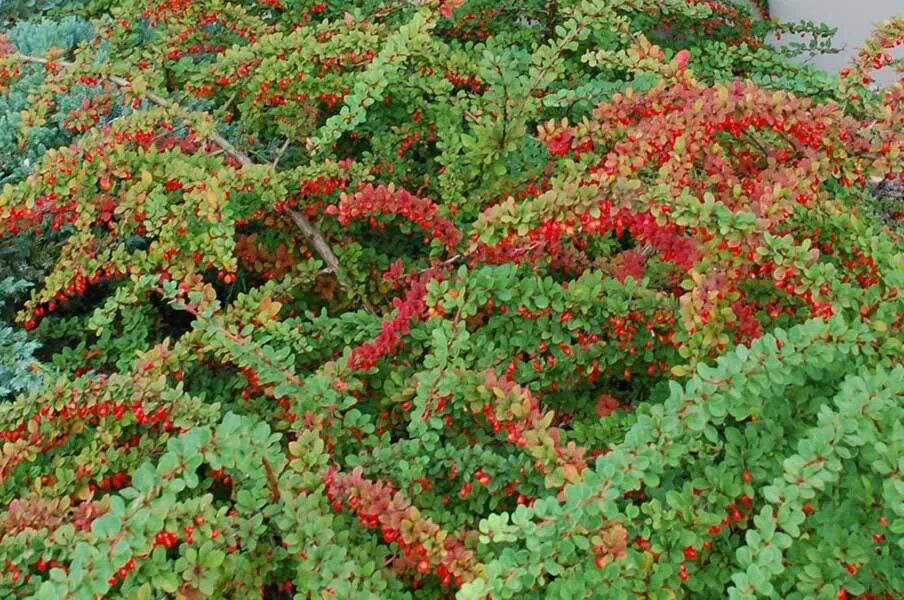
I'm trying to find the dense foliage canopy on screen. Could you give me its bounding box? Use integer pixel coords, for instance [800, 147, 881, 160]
[0, 0, 902, 598]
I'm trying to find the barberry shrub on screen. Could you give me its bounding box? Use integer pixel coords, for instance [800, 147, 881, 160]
[0, 1, 902, 598]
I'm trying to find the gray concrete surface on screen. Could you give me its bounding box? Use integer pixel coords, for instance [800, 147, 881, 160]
[768, 0, 902, 84]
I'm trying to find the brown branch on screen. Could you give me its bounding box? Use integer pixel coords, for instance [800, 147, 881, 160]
[13, 52, 371, 313]
[262, 457, 281, 503]
[272, 138, 292, 168]
[288, 209, 375, 313]
[741, 131, 770, 159]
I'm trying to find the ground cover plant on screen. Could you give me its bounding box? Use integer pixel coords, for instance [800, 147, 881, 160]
[0, 0, 902, 598]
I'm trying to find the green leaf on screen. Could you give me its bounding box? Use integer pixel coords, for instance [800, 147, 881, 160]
[92, 513, 121, 539]
[203, 550, 226, 569]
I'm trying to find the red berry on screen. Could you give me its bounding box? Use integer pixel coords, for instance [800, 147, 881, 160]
[459, 482, 472, 499]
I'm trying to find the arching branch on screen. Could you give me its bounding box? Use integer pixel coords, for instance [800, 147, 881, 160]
[12, 52, 373, 313]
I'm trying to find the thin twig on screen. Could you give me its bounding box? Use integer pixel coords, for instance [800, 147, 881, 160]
[262, 458, 281, 502]
[220, 90, 238, 114]
[418, 253, 463, 274]
[741, 131, 770, 159]
[272, 138, 292, 169]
